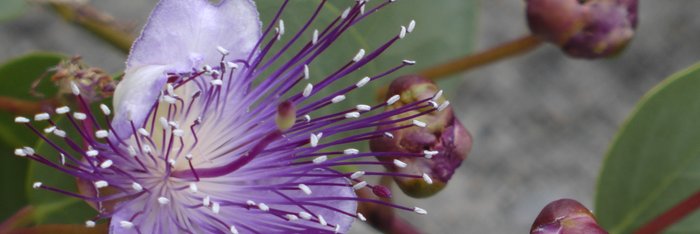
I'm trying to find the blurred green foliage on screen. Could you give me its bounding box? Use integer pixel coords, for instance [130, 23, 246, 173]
[0, 0, 26, 22]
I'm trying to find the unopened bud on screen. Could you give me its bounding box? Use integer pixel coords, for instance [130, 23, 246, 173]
[526, 0, 638, 58]
[370, 75, 472, 198]
[531, 199, 608, 234]
[275, 101, 296, 131]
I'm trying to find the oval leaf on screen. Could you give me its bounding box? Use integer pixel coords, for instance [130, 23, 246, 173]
[595, 62, 700, 233]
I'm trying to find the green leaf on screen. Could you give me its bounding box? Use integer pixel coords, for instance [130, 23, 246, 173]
[0, 53, 64, 220]
[0, 0, 26, 22]
[595, 62, 700, 233]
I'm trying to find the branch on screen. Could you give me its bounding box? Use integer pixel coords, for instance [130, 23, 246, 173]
[49, 2, 134, 53]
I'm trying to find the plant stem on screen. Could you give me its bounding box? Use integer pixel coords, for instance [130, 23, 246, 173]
[633, 189, 700, 234]
[49, 3, 134, 53]
[418, 34, 543, 80]
[0, 97, 57, 115]
[0, 206, 34, 234]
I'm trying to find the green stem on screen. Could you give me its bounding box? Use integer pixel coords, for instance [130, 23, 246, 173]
[49, 3, 134, 53]
[419, 34, 543, 80]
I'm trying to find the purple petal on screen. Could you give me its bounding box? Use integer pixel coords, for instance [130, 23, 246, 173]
[112, 65, 168, 137]
[127, 0, 261, 70]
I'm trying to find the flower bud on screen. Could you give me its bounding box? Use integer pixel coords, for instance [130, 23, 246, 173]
[49, 56, 116, 102]
[531, 199, 608, 234]
[275, 101, 296, 131]
[370, 75, 472, 198]
[526, 0, 638, 58]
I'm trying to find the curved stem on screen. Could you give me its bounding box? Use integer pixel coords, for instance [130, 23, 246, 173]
[0, 206, 34, 233]
[49, 3, 134, 53]
[0, 97, 57, 115]
[633, 188, 700, 234]
[418, 34, 543, 80]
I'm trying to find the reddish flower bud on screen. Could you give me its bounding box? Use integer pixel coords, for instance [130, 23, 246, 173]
[372, 185, 393, 198]
[370, 75, 472, 198]
[526, 0, 638, 58]
[531, 199, 608, 234]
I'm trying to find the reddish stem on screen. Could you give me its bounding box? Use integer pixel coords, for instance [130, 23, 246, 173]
[634, 189, 700, 234]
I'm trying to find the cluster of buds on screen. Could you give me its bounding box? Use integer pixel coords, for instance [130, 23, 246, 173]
[33, 56, 116, 102]
[526, 0, 638, 58]
[370, 75, 472, 198]
[531, 199, 608, 234]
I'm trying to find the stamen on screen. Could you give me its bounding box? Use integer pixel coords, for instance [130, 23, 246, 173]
[258, 203, 270, 211]
[100, 104, 111, 115]
[14, 116, 30, 123]
[355, 77, 370, 88]
[412, 119, 427, 128]
[132, 182, 143, 192]
[331, 95, 346, 103]
[158, 197, 170, 205]
[352, 49, 366, 62]
[352, 181, 367, 190]
[422, 173, 433, 184]
[85, 220, 96, 228]
[56, 106, 70, 114]
[387, 94, 401, 105]
[357, 212, 367, 221]
[303, 83, 313, 97]
[298, 184, 312, 195]
[312, 155, 327, 164]
[408, 20, 416, 32]
[120, 220, 134, 229]
[94, 180, 109, 189]
[299, 211, 312, 220]
[393, 159, 408, 168]
[414, 207, 428, 215]
[350, 171, 365, 179]
[34, 113, 50, 121]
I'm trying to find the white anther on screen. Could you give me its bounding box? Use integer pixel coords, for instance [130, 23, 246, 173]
[387, 95, 401, 105]
[303, 83, 313, 97]
[412, 120, 427, 128]
[119, 220, 134, 229]
[32, 182, 42, 189]
[60, 153, 65, 165]
[438, 101, 450, 111]
[185, 153, 193, 160]
[423, 173, 434, 184]
[356, 76, 371, 88]
[344, 148, 359, 155]
[138, 128, 150, 137]
[318, 215, 327, 226]
[85, 220, 96, 228]
[356, 104, 372, 112]
[331, 95, 346, 103]
[299, 211, 312, 220]
[278, 19, 285, 35]
[53, 129, 66, 138]
[304, 114, 311, 122]
[70, 81, 80, 95]
[408, 20, 416, 33]
[212, 202, 221, 214]
[360, 4, 366, 15]
[203, 196, 211, 206]
[100, 160, 113, 169]
[189, 183, 198, 193]
[428, 101, 438, 108]
[286, 214, 299, 221]
[173, 129, 184, 137]
[159, 117, 169, 129]
[402, 59, 416, 65]
[95, 130, 109, 138]
[358, 212, 367, 221]
[229, 225, 239, 234]
[55, 106, 70, 114]
[34, 113, 50, 121]
[210, 79, 223, 86]
[158, 196, 170, 205]
[168, 159, 176, 166]
[335, 224, 341, 233]
[23, 147, 35, 155]
[313, 155, 327, 164]
[162, 95, 177, 104]
[341, 7, 351, 19]
[226, 61, 239, 69]
[304, 64, 310, 80]
[94, 180, 109, 188]
[393, 159, 408, 168]
[14, 148, 26, 157]
[167, 84, 175, 96]
[350, 171, 365, 179]
[399, 26, 407, 39]
[14, 116, 30, 123]
[312, 29, 319, 45]
[353, 49, 366, 62]
[424, 150, 439, 158]
[217, 45, 230, 56]
[86, 149, 99, 157]
[414, 207, 428, 215]
[127, 146, 137, 157]
[345, 112, 360, 119]
[246, 200, 256, 206]
[44, 126, 56, 134]
[258, 203, 270, 211]
[353, 181, 368, 190]
[131, 182, 143, 192]
[99, 104, 111, 115]
[203, 65, 212, 72]
[73, 112, 87, 120]
[298, 184, 312, 195]
[310, 134, 319, 147]
[142, 145, 152, 154]
[432, 90, 443, 101]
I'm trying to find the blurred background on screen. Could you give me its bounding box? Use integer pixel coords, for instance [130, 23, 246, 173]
[1, 0, 700, 233]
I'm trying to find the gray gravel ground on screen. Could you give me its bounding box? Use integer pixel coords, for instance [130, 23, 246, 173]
[2, 0, 700, 233]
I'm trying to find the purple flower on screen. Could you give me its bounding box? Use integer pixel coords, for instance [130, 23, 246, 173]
[13, 0, 448, 233]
